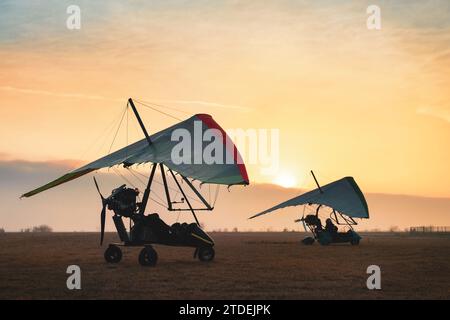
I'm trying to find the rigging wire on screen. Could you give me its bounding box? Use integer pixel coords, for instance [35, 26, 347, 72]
[130, 108, 143, 143]
[112, 166, 167, 209]
[213, 185, 221, 207]
[126, 167, 167, 205]
[208, 184, 211, 204]
[133, 99, 183, 121]
[149, 197, 169, 210]
[129, 167, 204, 205]
[79, 96, 190, 166]
[125, 105, 129, 159]
[134, 98, 192, 116]
[108, 106, 128, 154]
[78, 104, 128, 162]
[112, 167, 136, 189]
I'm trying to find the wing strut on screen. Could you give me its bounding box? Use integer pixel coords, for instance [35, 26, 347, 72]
[181, 176, 213, 210]
[139, 163, 158, 214]
[167, 168, 201, 226]
[160, 163, 173, 210]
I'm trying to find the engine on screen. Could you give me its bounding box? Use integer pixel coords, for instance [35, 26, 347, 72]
[106, 185, 139, 218]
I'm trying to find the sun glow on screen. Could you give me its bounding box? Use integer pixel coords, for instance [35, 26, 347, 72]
[274, 173, 297, 188]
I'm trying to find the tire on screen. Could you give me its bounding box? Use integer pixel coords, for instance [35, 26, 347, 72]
[138, 246, 158, 267]
[198, 247, 215, 262]
[302, 237, 315, 245]
[351, 238, 360, 246]
[104, 245, 122, 263]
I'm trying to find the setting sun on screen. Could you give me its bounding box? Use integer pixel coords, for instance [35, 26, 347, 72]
[274, 173, 297, 188]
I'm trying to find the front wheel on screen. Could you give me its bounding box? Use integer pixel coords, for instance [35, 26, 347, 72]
[302, 237, 315, 245]
[198, 247, 215, 262]
[138, 246, 158, 267]
[104, 245, 122, 263]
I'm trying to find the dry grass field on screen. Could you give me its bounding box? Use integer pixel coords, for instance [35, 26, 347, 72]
[0, 232, 449, 300]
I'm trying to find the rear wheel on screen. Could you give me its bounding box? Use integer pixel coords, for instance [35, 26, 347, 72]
[104, 245, 122, 263]
[198, 247, 215, 262]
[138, 246, 158, 267]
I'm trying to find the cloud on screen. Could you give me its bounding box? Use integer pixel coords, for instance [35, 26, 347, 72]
[139, 98, 253, 112]
[0, 152, 13, 160]
[0, 157, 82, 183]
[0, 86, 252, 112]
[0, 86, 122, 102]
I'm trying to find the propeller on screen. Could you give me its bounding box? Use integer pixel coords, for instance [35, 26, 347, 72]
[93, 177, 107, 246]
[301, 219, 308, 232]
[295, 216, 308, 232]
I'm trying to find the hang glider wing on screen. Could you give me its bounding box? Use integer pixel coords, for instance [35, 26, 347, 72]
[249, 177, 369, 219]
[22, 114, 249, 198]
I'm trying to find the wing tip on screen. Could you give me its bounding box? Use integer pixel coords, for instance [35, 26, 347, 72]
[248, 212, 263, 220]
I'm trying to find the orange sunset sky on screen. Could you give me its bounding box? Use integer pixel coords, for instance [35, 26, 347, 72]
[0, 1, 450, 231]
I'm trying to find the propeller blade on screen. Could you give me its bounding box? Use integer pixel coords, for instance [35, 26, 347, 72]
[100, 205, 106, 246]
[93, 177, 105, 201]
[302, 220, 308, 232]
